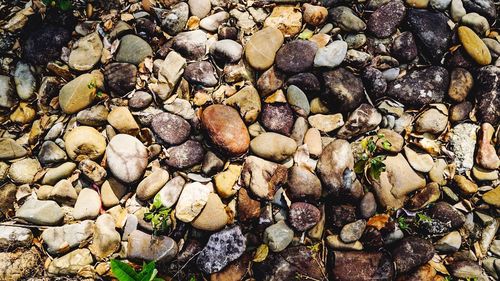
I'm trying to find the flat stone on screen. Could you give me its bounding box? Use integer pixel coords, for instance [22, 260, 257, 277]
[127, 230, 178, 262]
[264, 220, 294, 252]
[47, 248, 93, 276]
[288, 202, 321, 231]
[68, 32, 103, 71]
[241, 156, 287, 200]
[106, 134, 148, 183]
[368, 0, 406, 38]
[89, 214, 121, 260]
[332, 251, 394, 280]
[475, 66, 499, 126]
[59, 73, 102, 114]
[104, 63, 137, 96]
[0, 138, 27, 160]
[264, 5, 302, 36]
[73, 188, 101, 220]
[158, 176, 186, 208]
[322, 67, 365, 113]
[392, 237, 434, 273]
[197, 226, 246, 273]
[275, 40, 318, 73]
[16, 198, 64, 226]
[250, 132, 297, 162]
[8, 158, 41, 184]
[116, 34, 153, 65]
[41, 220, 94, 254]
[314, 40, 347, 68]
[136, 168, 169, 201]
[191, 193, 228, 231]
[175, 182, 213, 223]
[316, 139, 354, 194]
[172, 30, 207, 61]
[0, 226, 33, 250]
[244, 27, 284, 71]
[14, 61, 36, 100]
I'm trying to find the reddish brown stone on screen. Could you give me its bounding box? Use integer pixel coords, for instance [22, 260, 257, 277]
[201, 104, 250, 157]
[332, 251, 394, 281]
[237, 188, 261, 222]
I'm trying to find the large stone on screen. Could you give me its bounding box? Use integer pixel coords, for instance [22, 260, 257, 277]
[197, 226, 246, 273]
[59, 73, 102, 114]
[106, 134, 148, 183]
[64, 126, 106, 161]
[16, 198, 64, 226]
[68, 32, 103, 71]
[22, 24, 71, 65]
[316, 139, 354, 195]
[337, 103, 382, 139]
[73, 188, 101, 220]
[165, 140, 205, 169]
[115, 34, 153, 65]
[127, 230, 178, 262]
[475, 66, 499, 125]
[8, 158, 41, 184]
[458, 26, 491, 65]
[0, 138, 27, 160]
[286, 165, 322, 201]
[136, 168, 169, 201]
[224, 86, 261, 124]
[41, 221, 94, 254]
[172, 30, 207, 61]
[260, 103, 295, 136]
[322, 68, 364, 113]
[332, 251, 394, 281]
[241, 156, 287, 200]
[47, 248, 93, 276]
[264, 5, 302, 36]
[201, 104, 250, 157]
[0, 226, 33, 250]
[368, 0, 406, 38]
[14, 61, 36, 100]
[158, 176, 186, 208]
[104, 63, 137, 96]
[153, 3, 189, 35]
[244, 27, 284, 71]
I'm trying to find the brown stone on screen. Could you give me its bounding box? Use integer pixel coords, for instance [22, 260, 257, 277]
[332, 251, 394, 281]
[237, 187, 261, 222]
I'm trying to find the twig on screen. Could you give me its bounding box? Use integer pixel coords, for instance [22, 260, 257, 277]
[172, 251, 201, 278]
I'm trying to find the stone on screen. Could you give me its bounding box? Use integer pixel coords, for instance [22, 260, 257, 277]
[391, 32, 418, 62]
[89, 214, 121, 260]
[165, 140, 205, 169]
[404, 146, 434, 173]
[14, 61, 36, 100]
[172, 30, 207, 61]
[337, 104, 382, 139]
[241, 156, 287, 200]
[154, 3, 189, 35]
[191, 193, 228, 231]
[406, 182, 440, 210]
[308, 114, 344, 133]
[451, 0, 467, 21]
[386, 66, 448, 107]
[214, 164, 241, 198]
[47, 248, 93, 276]
[201, 151, 224, 176]
[453, 175, 478, 195]
[0, 138, 27, 160]
[371, 153, 426, 209]
[286, 165, 322, 201]
[76, 105, 109, 126]
[10, 102, 35, 124]
[376, 129, 404, 152]
[201, 104, 250, 157]
[304, 128, 322, 158]
[200, 12, 229, 32]
[322, 67, 364, 113]
[264, 5, 302, 36]
[415, 106, 448, 134]
[475, 66, 499, 125]
[450, 123, 479, 172]
[42, 162, 77, 185]
[288, 202, 321, 231]
[163, 98, 195, 119]
[244, 27, 284, 71]
[431, 0, 452, 9]
[332, 251, 394, 280]
[41, 221, 94, 254]
[50, 179, 78, 206]
[73, 188, 101, 220]
[107, 106, 139, 134]
[151, 112, 191, 145]
[428, 202, 466, 232]
[340, 219, 367, 243]
[260, 103, 295, 136]
[472, 165, 498, 181]
[22, 24, 71, 65]
[129, 91, 152, 110]
[224, 86, 261, 124]
[250, 132, 297, 162]
[101, 178, 127, 208]
[157, 176, 185, 208]
[287, 73, 321, 94]
[116, 34, 153, 65]
[188, 0, 210, 18]
[329, 6, 366, 32]
[16, 198, 64, 225]
[136, 168, 169, 201]
[458, 26, 491, 65]
[435, 231, 461, 252]
[104, 63, 137, 96]
[392, 237, 434, 273]
[462, 0, 496, 19]
[8, 158, 41, 184]
[483, 186, 500, 207]
[285, 85, 309, 117]
[303, 4, 328, 26]
[0, 75, 15, 109]
[184, 61, 218, 87]
[327, 235, 363, 251]
[197, 226, 246, 273]
[106, 134, 148, 183]
[127, 230, 177, 262]
[360, 192, 377, 219]
[314, 40, 347, 68]
[0, 184, 16, 218]
[448, 68, 473, 102]
[461, 12, 490, 35]
[406, 9, 452, 62]
[0, 226, 33, 250]
[368, 0, 406, 38]
[275, 40, 317, 73]
[257, 67, 285, 97]
[264, 221, 294, 252]
[316, 139, 354, 194]
[210, 39, 243, 64]
[64, 126, 106, 161]
[59, 73, 102, 114]
[175, 182, 212, 222]
[68, 32, 103, 71]
[237, 187, 261, 222]
[448, 260, 488, 280]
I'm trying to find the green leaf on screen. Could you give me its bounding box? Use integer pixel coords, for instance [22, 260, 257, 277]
[188, 276, 197, 281]
[58, 0, 72, 10]
[397, 216, 409, 231]
[381, 140, 392, 150]
[354, 159, 366, 174]
[136, 261, 156, 281]
[416, 213, 432, 223]
[110, 259, 138, 281]
[367, 139, 377, 153]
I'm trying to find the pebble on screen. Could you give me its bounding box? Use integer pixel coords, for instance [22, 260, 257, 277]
[196, 226, 246, 273]
[450, 123, 478, 173]
[64, 126, 106, 161]
[314, 40, 347, 68]
[308, 113, 344, 133]
[0, 226, 33, 250]
[264, 221, 294, 252]
[359, 192, 377, 219]
[275, 40, 318, 73]
[136, 168, 169, 201]
[286, 165, 322, 201]
[302, 4, 328, 26]
[89, 214, 121, 260]
[214, 164, 241, 198]
[73, 188, 101, 220]
[406, 182, 440, 210]
[0, 75, 15, 109]
[391, 32, 418, 63]
[104, 63, 137, 96]
[435, 231, 462, 252]
[22, 25, 71, 65]
[322, 67, 364, 113]
[201, 104, 250, 156]
[475, 66, 499, 125]
[59, 73, 102, 114]
[453, 175, 478, 195]
[116, 34, 153, 65]
[316, 139, 354, 194]
[107, 106, 139, 134]
[165, 140, 205, 169]
[151, 112, 191, 145]
[42, 162, 77, 185]
[288, 202, 321, 231]
[154, 3, 189, 35]
[225, 85, 261, 123]
[264, 5, 302, 36]
[431, 0, 452, 9]
[16, 198, 64, 225]
[241, 156, 287, 200]
[428, 202, 466, 232]
[260, 103, 295, 136]
[127, 230, 177, 262]
[462, 0, 496, 19]
[200, 12, 229, 32]
[250, 132, 297, 162]
[0, 138, 27, 160]
[191, 193, 228, 231]
[461, 13, 490, 35]
[14, 61, 36, 100]
[392, 237, 435, 273]
[483, 186, 500, 207]
[451, 0, 466, 21]
[47, 248, 93, 276]
[458, 26, 491, 65]
[183, 61, 218, 87]
[340, 219, 366, 243]
[76, 105, 109, 126]
[210, 39, 243, 64]
[8, 158, 41, 184]
[329, 6, 366, 32]
[367, 0, 405, 38]
[41, 220, 94, 254]
[50, 179, 78, 206]
[244, 27, 284, 71]
[448, 68, 473, 102]
[106, 134, 148, 183]
[332, 251, 393, 280]
[129, 91, 152, 110]
[304, 128, 322, 158]
[101, 178, 127, 208]
[68, 32, 103, 71]
[337, 104, 382, 139]
[175, 182, 213, 222]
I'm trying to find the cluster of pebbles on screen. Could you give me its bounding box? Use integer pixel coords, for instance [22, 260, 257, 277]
[0, 0, 499, 280]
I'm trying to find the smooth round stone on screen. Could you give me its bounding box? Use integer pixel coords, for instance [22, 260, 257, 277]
[183, 61, 218, 87]
[154, 3, 189, 35]
[322, 67, 364, 113]
[287, 72, 321, 94]
[314, 40, 347, 68]
[244, 27, 284, 71]
[340, 219, 367, 243]
[200, 12, 230, 32]
[106, 134, 148, 183]
[42, 162, 77, 185]
[367, 0, 405, 38]
[129, 91, 152, 110]
[76, 105, 109, 126]
[115, 35, 153, 65]
[286, 85, 310, 117]
[304, 128, 322, 157]
[451, 0, 466, 21]
[250, 132, 297, 162]
[391, 31, 418, 62]
[0, 138, 27, 160]
[104, 63, 137, 96]
[404, 146, 434, 173]
[458, 26, 491, 65]
[275, 40, 318, 73]
[453, 175, 478, 195]
[165, 140, 205, 169]
[191, 193, 228, 231]
[483, 186, 500, 207]
[127, 230, 178, 262]
[303, 3, 328, 26]
[209, 39, 243, 64]
[415, 107, 448, 134]
[89, 214, 121, 260]
[101, 178, 127, 208]
[201, 104, 250, 157]
[59, 73, 102, 114]
[107, 106, 139, 134]
[68, 32, 103, 71]
[136, 168, 169, 201]
[73, 188, 101, 220]
[151, 112, 191, 145]
[188, 0, 211, 18]
[448, 68, 473, 102]
[172, 30, 207, 61]
[286, 165, 322, 201]
[159, 176, 186, 208]
[264, 221, 294, 252]
[288, 202, 321, 231]
[38, 141, 67, 165]
[42, 222, 94, 255]
[329, 6, 366, 32]
[14, 61, 36, 100]
[16, 198, 64, 226]
[260, 103, 295, 136]
[64, 126, 106, 161]
[8, 158, 41, 184]
[359, 192, 377, 219]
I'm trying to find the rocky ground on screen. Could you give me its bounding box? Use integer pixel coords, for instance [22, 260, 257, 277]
[0, 0, 499, 280]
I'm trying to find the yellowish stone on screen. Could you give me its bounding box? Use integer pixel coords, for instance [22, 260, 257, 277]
[483, 186, 500, 208]
[264, 6, 302, 36]
[406, 0, 429, 8]
[10, 102, 36, 124]
[458, 26, 491, 65]
[214, 164, 242, 198]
